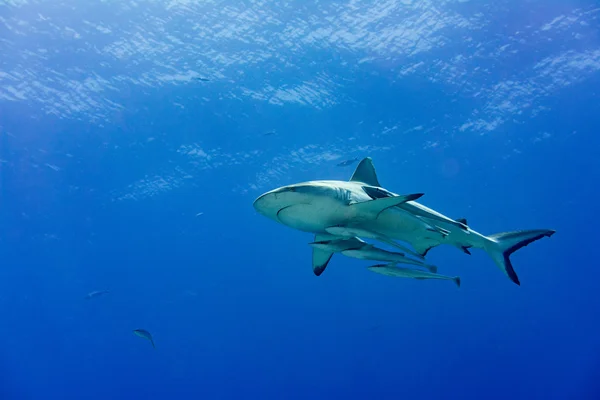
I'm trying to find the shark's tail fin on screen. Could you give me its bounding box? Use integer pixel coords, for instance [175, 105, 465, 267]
[484, 229, 555, 285]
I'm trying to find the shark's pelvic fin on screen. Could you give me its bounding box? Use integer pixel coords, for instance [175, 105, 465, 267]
[350, 193, 424, 218]
[349, 157, 381, 187]
[312, 234, 334, 276]
[413, 240, 439, 257]
[484, 229, 556, 285]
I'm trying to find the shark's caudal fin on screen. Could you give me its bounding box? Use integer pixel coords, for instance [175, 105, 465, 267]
[350, 157, 381, 186]
[311, 234, 334, 276]
[484, 229, 556, 285]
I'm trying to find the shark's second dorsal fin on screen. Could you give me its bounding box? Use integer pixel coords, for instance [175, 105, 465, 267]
[312, 234, 334, 276]
[350, 157, 381, 187]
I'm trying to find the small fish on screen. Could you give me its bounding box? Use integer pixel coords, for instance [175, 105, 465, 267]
[367, 263, 461, 287]
[195, 212, 204, 217]
[85, 290, 110, 300]
[194, 77, 210, 82]
[336, 157, 359, 167]
[263, 130, 276, 136]
[133, 329, 156, 348]
[309, 237, 435, 272]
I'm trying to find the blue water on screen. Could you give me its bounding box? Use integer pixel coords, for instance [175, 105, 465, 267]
[1, 1, 600, 399]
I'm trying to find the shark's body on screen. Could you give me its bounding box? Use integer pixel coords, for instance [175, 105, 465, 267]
[253, 157, 555, 285]
[255, 179, 446, 243]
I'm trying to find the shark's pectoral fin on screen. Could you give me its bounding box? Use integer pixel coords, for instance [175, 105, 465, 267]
[350, 193, 424, 218]
[312, 249, 333, 276]
[349, 157, 381, 186]
[312, 234, 335, 276]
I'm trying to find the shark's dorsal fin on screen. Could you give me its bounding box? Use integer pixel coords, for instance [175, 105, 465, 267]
[350, 193, 423, 218]
[456, 218, 468, 225]
[350, 157, 381, 187]
[312, 234, 334, 276]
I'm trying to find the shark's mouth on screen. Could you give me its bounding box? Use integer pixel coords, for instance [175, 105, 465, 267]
[275, 203, 324, 232]
[276, 205, 294, 222]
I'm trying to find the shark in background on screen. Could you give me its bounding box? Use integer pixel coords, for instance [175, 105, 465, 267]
[253, 157, 555, 286]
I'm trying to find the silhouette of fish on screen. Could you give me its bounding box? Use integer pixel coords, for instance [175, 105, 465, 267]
[133, 329, 156, 348]
[85, 290, 110, 300]
[336, 157, 359, 167]
[194, 77, 210, 82]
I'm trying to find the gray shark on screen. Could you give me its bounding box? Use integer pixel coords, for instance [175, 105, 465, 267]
[308, 236, 437, 273]
[254, 181, 445, 276]
[367, 263, 461, 287]
[253, 157, 555, 285]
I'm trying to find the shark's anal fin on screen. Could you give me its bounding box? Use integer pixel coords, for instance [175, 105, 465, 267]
[461, 246, 472, 255]
[349, 157, 381, 187]
[312, 234, 334, 276]
[350, 193, 424, 218]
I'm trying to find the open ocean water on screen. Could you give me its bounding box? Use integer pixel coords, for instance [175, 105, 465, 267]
[1, 1, 599, 399]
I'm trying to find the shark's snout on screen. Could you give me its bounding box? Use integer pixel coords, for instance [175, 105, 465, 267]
[252, 192, 271, 215]
[253, 186, 295, 219]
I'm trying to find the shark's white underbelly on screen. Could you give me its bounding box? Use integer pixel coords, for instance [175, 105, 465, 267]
[276, 202, 351, 233]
